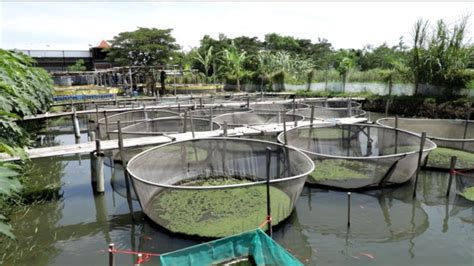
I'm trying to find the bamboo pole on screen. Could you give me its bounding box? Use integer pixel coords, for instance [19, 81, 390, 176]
[413, 132, 427, 198]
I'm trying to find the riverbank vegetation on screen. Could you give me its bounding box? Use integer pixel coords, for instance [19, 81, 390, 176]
[107, 16, 473, 97]
[0, 49, 55, 238]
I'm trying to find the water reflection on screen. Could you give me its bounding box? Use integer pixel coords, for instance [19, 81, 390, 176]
[1, 148, 473, 266]
[298, 187, 429, 243]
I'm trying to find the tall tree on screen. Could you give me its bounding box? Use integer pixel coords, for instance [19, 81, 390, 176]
[107, 27, 180, 95]
[221, 42, 247, 91]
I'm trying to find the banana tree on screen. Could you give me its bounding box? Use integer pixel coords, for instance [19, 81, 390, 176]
[221, 43, 247, 91]
[194, 46, 213, 83]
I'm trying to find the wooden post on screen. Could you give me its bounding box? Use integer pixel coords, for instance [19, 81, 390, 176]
[104, 111, 110, 140]
[446, 156, 457, 197]
[199, 97, 203, 108]
[90, 139, 105, 193]
[348, 98, 353, 117]
[72, 108, 81, 139]
[90, 131, 96, 142]
[265, 147, 273, 238]
[292, 100, 297, 127]
[385, 99, 390, 117]
[413, 132, 427, 198]
[178, 103, 181, 114]
[117, 121, 126, 164]
[282, 111, 288, 145]
[223, 122, 228, 137]
[189, 110, 196, 139]
[462, 108, 471, 149]
[183, 111, 188, 133]
[209, 107, 214, 131]
[394, 116, 399, 153]
[347, 192, 351, 228]
[95, 104, 99, 128]
[310, 104, 315, 127]
[246, 96, 250, 109]
[143, 105, 148, 121]
[108, 243, 115, 266]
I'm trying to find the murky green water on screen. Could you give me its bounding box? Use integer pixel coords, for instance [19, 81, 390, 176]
[1, 115, 473, 265]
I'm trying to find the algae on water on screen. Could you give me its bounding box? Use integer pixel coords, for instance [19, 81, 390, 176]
[427, 147, 474, 169]
[309, 159, 372, 182]
[146, 177, 291, 238]
[458, 186, 474, 201]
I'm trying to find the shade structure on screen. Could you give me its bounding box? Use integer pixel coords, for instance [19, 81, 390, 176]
[278, 123, 436, 189]
[127, 138, 315, 237]
[159, 228, 303, 265]
[377, 118, 474, 170]
[214, 112, 304, 129]
[97, 109, 179, 138]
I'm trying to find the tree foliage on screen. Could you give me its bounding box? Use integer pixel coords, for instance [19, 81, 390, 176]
[107, 27, 180, 66]
[0, 49, 54, 238]
[404, 17, 472, 95]
[67, 59, 87, 72]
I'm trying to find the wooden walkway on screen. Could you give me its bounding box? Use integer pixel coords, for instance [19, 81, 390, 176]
[0, 118, 366, 161]
[24, 96, 364, 120]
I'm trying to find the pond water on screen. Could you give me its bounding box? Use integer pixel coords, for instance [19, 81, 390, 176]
[1, 114, 473, 265]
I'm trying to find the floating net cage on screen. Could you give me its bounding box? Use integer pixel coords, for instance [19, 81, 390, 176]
[109, 117, 221, 139]
[97, 109, 179, 138]
[214, 112, 304, 129]
[278, 124, 437, 189]
[126, 138, 315, 238]
[377, 118, 474, 170]
[251, 102, 310, 113]
[187, 106, 252, 119]
[455, 170, 474, 201]
[292, 107, 366, 120]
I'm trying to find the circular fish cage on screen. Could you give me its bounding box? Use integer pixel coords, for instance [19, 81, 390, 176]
[97, 109, 179, 138]
[292, 107, 366, 120]
[278, 123, 437, 189]
[214, 112, 305, 129]
[126, 138, 315, 238]
[377, 118, 474, 170]
[250, 102, 310, 113]
[109, 117, 221, 139]
[187, 106, 252, 119]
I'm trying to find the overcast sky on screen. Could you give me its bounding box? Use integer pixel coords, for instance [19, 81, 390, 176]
[1, 2, 472, 51]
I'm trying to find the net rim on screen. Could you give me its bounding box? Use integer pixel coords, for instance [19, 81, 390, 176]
[126, 137, 315, 190]
[277, 123, 437, 159]
[120, 116, 222, 133]
[97, 109, 179, 124]
[213, 112, 305, 127]
[376, 117, 474, 142]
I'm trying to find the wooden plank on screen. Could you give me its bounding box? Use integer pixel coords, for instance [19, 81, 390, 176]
[0, 118, 366, 161]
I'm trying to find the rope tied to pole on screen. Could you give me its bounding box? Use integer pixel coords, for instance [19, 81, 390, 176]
[258, 215, 273, 229]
